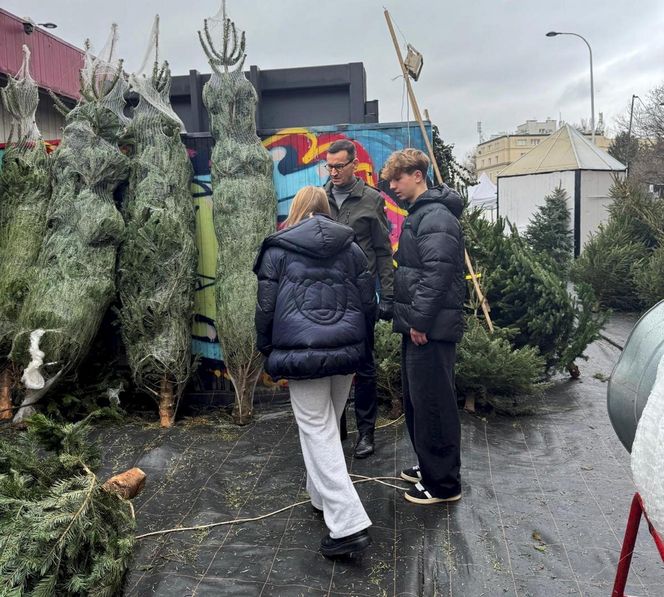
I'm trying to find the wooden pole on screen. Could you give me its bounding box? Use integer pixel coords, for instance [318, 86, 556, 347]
[384, 9, 494, 333]
[0, 367, 13, 421]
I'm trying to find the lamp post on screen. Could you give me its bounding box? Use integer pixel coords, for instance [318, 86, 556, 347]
[546, 31, 595, 144]
[627, 94, 639, 176]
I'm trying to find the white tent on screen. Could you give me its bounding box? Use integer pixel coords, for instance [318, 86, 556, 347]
[468, 172, 497, 208]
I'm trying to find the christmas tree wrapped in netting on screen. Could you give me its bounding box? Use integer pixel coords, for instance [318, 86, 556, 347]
[0, 46, 51, 420]
[464, 209, 606, 377]
[0, 414, 140, 595]
[199, 2, 277, 424]
[118, 16, 196, 427]
[10, 27, 130, 421]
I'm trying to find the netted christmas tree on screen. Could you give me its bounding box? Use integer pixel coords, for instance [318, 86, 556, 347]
[0, 414, 141, 595]
[525, 185, 573, 277]
[10, 27, 129, 422]
[464, 209, 606, 377]
[0, 46, 51, 421]
[199, 3, 277, 424]
[118, 16, 196, 427]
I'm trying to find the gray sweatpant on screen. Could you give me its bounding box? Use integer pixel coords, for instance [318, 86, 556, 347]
[288, 375, 372, 538]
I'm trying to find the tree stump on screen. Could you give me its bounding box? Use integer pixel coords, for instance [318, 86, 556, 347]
[102, 467, 146, 500]
[159, 377, 175, 428]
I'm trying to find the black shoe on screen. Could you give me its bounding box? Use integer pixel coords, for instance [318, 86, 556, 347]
[354, 432, 374, 459]
[400, 464, 422, 484]
[320, 529, 372, 557]
[312, 504, 323, 515]
[404, 482, 462, 505]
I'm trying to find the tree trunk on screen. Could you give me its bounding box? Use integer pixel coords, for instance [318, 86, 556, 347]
[0, 367, 13, 421]
[464, 392, 476, 413]
[567, 362, 581, 379]
[102, 467, 146, 500]
[388, 391, 403, 419]
[230, 361, 262, 425]
[158, 377, 175, 428]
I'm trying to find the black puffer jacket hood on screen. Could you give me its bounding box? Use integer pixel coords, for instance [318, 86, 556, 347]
[254, 215, 376, 380]
[393, 184, 465, 342]
[409, 185, 464, 219]
[253, 214, 354, 266]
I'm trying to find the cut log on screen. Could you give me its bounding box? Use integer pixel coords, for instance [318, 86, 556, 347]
[0, 367, 13, 421]
[464, 393, 476, 413]
[102, 467, 146, 500]
[158, 377, 174, 428]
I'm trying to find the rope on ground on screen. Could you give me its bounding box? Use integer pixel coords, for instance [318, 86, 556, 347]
[347, 414, 405, 435]
[135, 475, 409, 540]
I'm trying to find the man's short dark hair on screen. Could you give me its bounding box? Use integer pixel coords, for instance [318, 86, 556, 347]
[327, 139, 356, 160]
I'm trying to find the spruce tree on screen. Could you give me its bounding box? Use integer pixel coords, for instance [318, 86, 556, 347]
[525, 186, 573, 276]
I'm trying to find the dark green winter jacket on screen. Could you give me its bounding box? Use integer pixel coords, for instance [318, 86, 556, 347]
[324, 177, 394, 301]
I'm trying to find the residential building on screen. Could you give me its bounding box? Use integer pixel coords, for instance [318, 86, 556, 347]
[476, 119, 612, 183]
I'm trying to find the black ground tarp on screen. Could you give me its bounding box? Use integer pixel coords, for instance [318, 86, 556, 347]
[91, 314, 663, 596]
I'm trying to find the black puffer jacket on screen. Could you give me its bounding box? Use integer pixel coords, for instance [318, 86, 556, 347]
[393, 185, 465, 342]
[254, 214, 376, 380]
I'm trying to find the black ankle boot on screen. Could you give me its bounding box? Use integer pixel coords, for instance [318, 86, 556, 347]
[354, 431, 374, 458]
[320, 529, 372, 557]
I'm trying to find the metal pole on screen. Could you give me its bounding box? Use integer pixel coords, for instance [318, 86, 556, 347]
[627, 94, 637, 177]
[384, 9, 494, 332]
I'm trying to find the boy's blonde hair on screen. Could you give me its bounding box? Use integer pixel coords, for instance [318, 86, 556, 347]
[284, 185, 331, 227]
[381, 148, 430, 181]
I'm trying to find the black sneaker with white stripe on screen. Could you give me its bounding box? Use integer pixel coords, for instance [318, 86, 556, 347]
[404, 482, 462, 505]
[400, 464, 422, 484]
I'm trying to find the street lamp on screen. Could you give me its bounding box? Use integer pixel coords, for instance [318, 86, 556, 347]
[546, 30, 595, 144]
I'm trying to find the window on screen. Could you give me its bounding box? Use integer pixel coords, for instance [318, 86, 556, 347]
[516, 139, 527, 146]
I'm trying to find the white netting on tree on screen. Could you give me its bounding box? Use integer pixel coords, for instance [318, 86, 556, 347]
[0, 45, 40, 146]
[118, 15, 196, 423]
[0, 45, 50, 366]
[199, 2, 277, 424]
[631, 352, 664, 534]
[10, 26, 129, 419]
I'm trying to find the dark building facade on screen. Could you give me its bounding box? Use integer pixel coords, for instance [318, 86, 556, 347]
[171, 62, 379, 134]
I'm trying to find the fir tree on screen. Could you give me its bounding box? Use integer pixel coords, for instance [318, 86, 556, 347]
[525, 186, 573, 276]
[464, 214, 606, 375]
[0, 414, 136, 596]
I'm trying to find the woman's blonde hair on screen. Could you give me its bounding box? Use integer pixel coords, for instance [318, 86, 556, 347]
[283, 185, 331, 227]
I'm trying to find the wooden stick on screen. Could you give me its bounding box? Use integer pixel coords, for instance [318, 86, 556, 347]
[0, 367, 13, 421]
[384, 9, 494, 333]
[102, 467, 146, 500]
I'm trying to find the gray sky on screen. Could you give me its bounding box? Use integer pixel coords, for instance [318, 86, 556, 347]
[8, 0, 664, 158]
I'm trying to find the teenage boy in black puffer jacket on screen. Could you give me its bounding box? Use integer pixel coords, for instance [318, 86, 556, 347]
[381, 148, 465, 506]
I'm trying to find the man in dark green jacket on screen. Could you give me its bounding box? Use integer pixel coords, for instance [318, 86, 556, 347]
[323, 139, 394, 458]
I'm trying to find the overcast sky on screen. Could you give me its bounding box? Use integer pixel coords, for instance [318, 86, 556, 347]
[8, 0, 664, 158]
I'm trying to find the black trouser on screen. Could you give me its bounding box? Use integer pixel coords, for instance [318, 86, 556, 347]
[402, 336, 461, 497]
[353, 315, 377, 437]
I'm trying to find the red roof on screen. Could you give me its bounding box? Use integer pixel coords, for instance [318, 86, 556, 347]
[0, 8, 83, 100]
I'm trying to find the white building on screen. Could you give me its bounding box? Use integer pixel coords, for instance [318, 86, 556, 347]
[497, 124, 626, 255]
